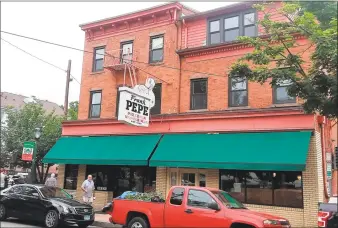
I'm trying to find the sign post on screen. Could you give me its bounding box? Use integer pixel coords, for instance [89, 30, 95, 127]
[22, 141, 36, 161]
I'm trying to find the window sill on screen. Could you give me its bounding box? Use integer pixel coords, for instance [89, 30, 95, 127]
[270, 103, 299, 108]
[91, 71, 105, 75]
[226, 106, 251, 110]
[188, 109, 208, 113]
[88, 117, 101, 120]
[149, 62, 164, 66]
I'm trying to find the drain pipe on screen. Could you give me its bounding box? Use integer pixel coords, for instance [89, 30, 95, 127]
[318, 116, 329, 199]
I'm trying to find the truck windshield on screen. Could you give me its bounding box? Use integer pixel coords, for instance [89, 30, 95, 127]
[212, 191, 246, 209]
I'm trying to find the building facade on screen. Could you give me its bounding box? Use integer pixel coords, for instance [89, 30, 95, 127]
[43, 2, 336, 227]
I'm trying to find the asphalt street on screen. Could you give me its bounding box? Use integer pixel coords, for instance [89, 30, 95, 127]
[0, 218, 99, 227]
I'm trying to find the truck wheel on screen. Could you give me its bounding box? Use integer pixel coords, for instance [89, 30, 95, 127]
[128, 217, 148, 228]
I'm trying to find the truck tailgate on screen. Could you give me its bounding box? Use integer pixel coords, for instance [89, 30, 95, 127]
[112, 199, 165, 227]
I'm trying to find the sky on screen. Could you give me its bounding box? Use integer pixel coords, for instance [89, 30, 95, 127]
[1, 2, 234, 106]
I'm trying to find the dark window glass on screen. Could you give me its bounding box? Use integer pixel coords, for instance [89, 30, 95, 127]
[86, 166, 156, 197]
[199, 173, 206, 187]
[89, 91, 102, 118]
[208, 11, 256, 45]
[151, 83, 162, 115]
[273, 79, 296, 104]
[22, 186, 39, 197]
[170, 187, 184, 205]
[187, 190, 216, 208]
[273, 172, 303, 208]
[245, 171, 273, 205]
[150, 35, 164, 63]
[191, 79, 208, 110]
[181, 173, 195, 186]
[121, 42, 133, 64]
[12, 186, 24, 194]
[93, 47, 105, 72]
[64, 165, 78, 190]
[220, 171, 246, 202]
[229, 76, 248, 107]
[209, 20, 221, 45]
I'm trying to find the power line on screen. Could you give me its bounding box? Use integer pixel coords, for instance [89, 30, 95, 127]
[1, 30, 228, 78]
[1, 37, 81, 85]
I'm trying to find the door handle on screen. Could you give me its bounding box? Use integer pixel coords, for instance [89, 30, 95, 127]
[185, 209, 193, 214]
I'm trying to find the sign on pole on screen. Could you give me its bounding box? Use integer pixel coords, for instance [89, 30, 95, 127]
[22, 141, 36, 161]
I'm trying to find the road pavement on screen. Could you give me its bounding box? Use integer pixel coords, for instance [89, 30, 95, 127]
[0, 218, 99, 227]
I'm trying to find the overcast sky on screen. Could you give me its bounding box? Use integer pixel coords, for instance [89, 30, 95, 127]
[1, 2, 234, 106]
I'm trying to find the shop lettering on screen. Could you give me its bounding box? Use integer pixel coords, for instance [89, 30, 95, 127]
[126, 95, 149, 116]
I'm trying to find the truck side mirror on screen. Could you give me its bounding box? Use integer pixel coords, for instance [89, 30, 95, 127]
[208, 202, 220, 211]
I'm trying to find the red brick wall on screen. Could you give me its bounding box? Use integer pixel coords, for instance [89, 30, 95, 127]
[78, 23, 181, 120]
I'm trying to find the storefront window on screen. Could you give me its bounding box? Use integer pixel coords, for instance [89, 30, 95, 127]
[64, 165, 79, 190]
[219, 170, 303, 208]
[220, 171, 245, 202]
[181, 173, 195, 186]
[170, 172, 177, 186]
[86, 165, 156, 197]
[199, 173, 206, 187]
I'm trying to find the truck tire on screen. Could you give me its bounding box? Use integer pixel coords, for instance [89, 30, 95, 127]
[127, 217, 148, 228]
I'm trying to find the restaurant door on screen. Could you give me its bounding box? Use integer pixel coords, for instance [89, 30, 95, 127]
[167, 168, 206, 192]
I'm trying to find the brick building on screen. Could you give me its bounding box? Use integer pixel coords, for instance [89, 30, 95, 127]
[43, 2, 336, 227]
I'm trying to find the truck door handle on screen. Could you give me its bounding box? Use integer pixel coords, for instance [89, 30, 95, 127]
[185, 209, 193, 214]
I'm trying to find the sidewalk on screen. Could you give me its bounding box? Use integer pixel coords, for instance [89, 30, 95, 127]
[93, 213, 122, 228]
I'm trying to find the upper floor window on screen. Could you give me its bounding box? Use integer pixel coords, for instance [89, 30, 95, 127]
[121, 42, 133, 64]
[273, 79, 296, 104]
[229, 76, 248, 107]
[150, 35, 164, 63]
[89, 91, 102, 118]
[151, 83, 162, 115]
[190, 79, 208, 110]
[93, 47, 105, 72]
[208, 10, 256, 45]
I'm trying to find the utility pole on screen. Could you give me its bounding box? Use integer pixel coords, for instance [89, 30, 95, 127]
[64, 60, 72, 116]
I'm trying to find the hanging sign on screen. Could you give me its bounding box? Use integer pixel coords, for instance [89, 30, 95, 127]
[117, 78, 155, 127]
[22, 141, 36, 161]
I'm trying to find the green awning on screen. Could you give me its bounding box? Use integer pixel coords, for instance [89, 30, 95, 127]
[43, 135, 162, 165]
[150, 131, 312, 171]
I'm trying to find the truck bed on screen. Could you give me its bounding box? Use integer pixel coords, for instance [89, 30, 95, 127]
[111, 199, 165, 227]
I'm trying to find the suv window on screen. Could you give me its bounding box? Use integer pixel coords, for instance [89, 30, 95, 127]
[22, 186, 39, 197]
[188, 189, 216, 209]
[170, 187, 184, 205]
[11, 186, 24, 194]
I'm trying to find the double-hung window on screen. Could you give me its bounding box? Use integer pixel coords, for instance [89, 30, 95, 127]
[229, 75, 248, 107]
[273, 79, 296, 104]
[93, 47, 105, 72]
[89, 91, 102, 118]
[190, 79, 208, 110]
[150, 35, 164, 63]
[208, 10, 257, 45]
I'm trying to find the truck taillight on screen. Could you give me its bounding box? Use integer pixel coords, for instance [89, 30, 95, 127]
[318, 211, 331, 227]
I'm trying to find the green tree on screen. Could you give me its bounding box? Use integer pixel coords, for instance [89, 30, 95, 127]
[68, 101, 79, 120]
[229, 1, 337, 119]
[1, 102, 63, 183]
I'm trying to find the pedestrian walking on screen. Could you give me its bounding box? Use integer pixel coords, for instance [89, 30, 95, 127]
[45, 173, 57, 187]
[81, 175, 96, 205]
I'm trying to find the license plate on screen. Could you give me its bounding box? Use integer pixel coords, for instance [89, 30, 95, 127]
[84, 215, 90, 220]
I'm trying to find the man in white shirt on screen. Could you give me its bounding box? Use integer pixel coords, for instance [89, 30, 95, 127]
[81, 175, 96, 205]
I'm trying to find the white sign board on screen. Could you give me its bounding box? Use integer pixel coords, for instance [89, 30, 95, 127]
[118, 87, 152, 127]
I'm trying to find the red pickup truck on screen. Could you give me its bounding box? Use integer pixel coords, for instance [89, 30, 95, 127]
[106, 186, 291, 228]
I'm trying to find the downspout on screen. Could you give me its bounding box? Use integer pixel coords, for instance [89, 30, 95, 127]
[319, 116, 329, 199]
[176, 12, 182, 113]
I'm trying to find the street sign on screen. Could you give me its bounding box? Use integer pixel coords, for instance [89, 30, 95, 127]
[22, 141, 36, 161]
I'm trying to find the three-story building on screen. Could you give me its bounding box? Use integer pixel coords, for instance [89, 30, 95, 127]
[43, 2, 335, 227]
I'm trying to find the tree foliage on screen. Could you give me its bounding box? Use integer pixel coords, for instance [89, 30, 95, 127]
[1, 102, 63, 183]
[229, 1, 337, 118]
[68, 101, 79, 120]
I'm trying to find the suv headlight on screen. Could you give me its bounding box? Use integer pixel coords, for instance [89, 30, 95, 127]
[263, 220, 279, 225]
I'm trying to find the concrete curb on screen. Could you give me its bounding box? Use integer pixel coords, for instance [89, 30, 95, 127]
[92, 221, 122, 228]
